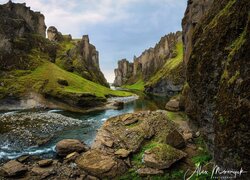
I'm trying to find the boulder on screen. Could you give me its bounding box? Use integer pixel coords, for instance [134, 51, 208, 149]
[47, 26, 63, 42]
[38, 159, 53, 167]
[17, 155, 30, 163]
[55, 139, 88, 156]
[76, 149, 127, 178]
[165, 99, 180, 112]
[137, 168, 164, 176]
[0, 160, 27, 177]
[115, 149, 131, 158]
[165, 129, 186, 148]
[143, 144, 187, 169]
[31, 166, 55, 178]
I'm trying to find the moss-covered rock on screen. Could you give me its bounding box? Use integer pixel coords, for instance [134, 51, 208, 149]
[183, 0, 249, 171]
[143, 143, 187, 169]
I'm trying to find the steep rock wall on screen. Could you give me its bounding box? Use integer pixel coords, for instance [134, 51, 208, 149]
[182, 0, 213, 64]
[51, 29, 109, 87]
[113, 32, 182, 90]
[184, 0, 250, 171]
[0, 1, 52, 70]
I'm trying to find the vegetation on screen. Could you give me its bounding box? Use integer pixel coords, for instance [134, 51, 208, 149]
[146, 41, 184, 87]
[0, 61, 132, 100]
[122, 79, 145, 91]
[166, 111, 188, 122]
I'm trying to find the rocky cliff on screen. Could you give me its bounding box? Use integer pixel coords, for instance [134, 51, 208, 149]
[50, 27, 109, 87]
[0, 1, 129, 111]
[114, 32, 184, 95]
[183, 0, 249, 172]
[182, 0, 213, 64]
[0, 1, 49, 70]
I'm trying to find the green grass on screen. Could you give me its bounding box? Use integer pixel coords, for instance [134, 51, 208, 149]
[192, 137, 212, 166]
[166, 111, 188, 122]
[1, 61, 132, 99]
[146, 41, 184, 87]
[122, 79, 145, 91]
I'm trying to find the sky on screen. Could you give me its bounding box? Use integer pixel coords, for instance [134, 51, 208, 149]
[0, 0, 187, 82]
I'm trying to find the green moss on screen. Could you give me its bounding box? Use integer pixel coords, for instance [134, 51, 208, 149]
[228, 70, 240, 85]
[122, 79, 145, 91]
[148, 143, 182, 162]
[166, 111, 188, 122]
[219, 115, 228, 124]
[192, 137, 212, 166]
[221, 69, 229, 80]
[206, 0, 237, 29]
[227, 24, 247, 63]
[146, 42, 184, 87]
[131, 141, 159, 168]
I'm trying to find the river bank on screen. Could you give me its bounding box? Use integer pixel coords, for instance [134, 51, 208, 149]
[0, 94, 169, 162]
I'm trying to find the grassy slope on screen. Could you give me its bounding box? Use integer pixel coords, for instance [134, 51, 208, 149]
[0, 59, 132, 100]
[122, 79, 145, 91]
[146, 42, 184, 87]
[20, 62, 131, 98]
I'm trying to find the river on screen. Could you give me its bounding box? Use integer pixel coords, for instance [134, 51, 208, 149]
[0, 93, 169, 162]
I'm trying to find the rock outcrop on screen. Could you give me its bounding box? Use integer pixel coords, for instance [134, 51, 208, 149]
[183, 0, 250, 173]
[114, 59, 134, 86]
[76, 111, 187, 178]
[0, 1, 52, 70]
[54, 33, 109, 87]
[47, 26, 64, 42]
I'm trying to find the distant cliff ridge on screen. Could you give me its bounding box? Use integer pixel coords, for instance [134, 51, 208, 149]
[114, 31, 184, 96]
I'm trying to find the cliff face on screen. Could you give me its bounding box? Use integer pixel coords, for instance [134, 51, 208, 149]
[183, 0, 249, 171]
[52, 30, 109, 87]
[0, 1, 49, 70]
[114, 59, 134, 86]
[182, 0, 213, 64]
[114, 32, 184, 95]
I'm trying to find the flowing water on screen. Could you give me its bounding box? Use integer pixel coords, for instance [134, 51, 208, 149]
[0, 94, 169, 162]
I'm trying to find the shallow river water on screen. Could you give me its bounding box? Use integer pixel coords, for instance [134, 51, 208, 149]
[0, 94, 169, 161]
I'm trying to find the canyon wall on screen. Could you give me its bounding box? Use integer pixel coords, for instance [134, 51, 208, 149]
[114, 32, 184, 95]
[182, 0, 213, 64]
[183, 0, 249, 171]
[0, 1, 48, 70]
[49, 27, 109, 87]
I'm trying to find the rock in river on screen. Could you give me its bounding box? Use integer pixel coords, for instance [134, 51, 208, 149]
[56, 139, 89, 157]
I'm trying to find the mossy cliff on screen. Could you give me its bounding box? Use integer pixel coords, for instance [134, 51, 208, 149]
[114, 32, 185, 96]
[52, 30, 109, 87]
[0, 1, 130, 111]
[183, 0, 249, 172]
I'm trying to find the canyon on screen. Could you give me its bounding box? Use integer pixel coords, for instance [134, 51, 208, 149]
[0, 0, 249, 179]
